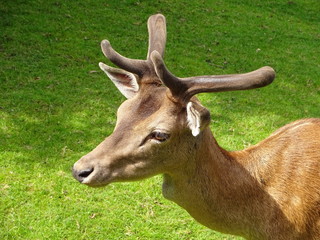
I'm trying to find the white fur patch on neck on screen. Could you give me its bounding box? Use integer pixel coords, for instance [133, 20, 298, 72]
[187, 102, 201, 136]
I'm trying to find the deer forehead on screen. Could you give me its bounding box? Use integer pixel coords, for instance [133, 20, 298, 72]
[116, 86, 185, 130]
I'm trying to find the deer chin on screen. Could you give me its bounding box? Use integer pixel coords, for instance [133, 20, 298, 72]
[81, 170, 113, 188]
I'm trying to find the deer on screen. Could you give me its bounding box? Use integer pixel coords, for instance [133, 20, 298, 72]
[72, 14, 320, 240]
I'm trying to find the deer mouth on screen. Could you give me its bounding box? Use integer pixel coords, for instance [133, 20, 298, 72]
[72, 165, 112, 187]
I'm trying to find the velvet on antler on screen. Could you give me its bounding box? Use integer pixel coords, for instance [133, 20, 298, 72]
[100, 14, 167, 80]
[150, 50, 275, 103]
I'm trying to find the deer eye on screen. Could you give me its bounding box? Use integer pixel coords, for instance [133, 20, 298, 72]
[151, 131, 170, 142]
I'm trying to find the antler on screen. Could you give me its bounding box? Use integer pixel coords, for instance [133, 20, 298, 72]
[147, 14, 167, 60]
[101, 14, 167, 79]
[151, 51, 276, 103]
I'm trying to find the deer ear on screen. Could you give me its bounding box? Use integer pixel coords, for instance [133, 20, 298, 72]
[186, 102, 211, 137]
[99, 62, 139, 99]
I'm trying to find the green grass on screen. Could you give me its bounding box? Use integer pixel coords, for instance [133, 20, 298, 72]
[1, 0, 319, 239]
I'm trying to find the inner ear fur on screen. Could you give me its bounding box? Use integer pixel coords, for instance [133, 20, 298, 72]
[99, 62, 139, 99]
[186, 99, 211, 136]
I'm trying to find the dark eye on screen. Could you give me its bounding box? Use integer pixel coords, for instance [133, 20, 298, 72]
[151, 131, 170, 142]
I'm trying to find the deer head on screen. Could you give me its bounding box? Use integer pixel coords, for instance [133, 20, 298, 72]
[72, 14, 275, 187]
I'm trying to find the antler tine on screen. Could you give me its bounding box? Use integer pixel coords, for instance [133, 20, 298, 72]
[147, 14, 167, 60]
[100, 14, 166, 78]
[151, 51, 186, 98]
[151, 50, 275, 103]
[183, 66, 275, 101]
[101, 40, 148, 78]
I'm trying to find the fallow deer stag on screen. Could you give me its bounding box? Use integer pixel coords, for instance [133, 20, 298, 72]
[72, 14, 320, 240]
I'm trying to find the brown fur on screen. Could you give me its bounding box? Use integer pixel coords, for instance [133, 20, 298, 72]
[161, 118, 320, 239]
[72, 14, 320, 240]
[73, 85, 320, 239]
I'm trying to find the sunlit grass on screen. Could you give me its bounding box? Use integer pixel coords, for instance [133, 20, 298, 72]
[1, 0, 319, 239]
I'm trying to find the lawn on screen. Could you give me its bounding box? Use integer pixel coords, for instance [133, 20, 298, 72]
[1, 0, 319, 239]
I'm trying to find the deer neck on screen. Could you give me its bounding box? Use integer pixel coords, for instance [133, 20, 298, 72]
[162, 127, 262, 237]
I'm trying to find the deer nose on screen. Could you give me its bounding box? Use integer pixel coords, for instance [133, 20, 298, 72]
[72, 167, 94, 183]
